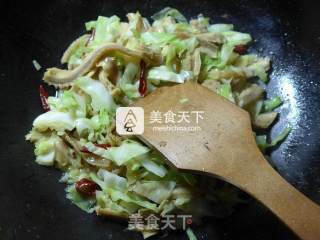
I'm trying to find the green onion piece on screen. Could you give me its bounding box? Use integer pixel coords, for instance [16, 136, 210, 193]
[264, 96, 282, 112]
[186, 228, 197, 240]
[256, 127, 292, 152]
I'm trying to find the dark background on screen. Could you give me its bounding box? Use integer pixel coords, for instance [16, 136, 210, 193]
[0, 0, 319, 239]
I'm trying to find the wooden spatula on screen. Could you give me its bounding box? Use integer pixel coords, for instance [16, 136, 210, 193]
[133, 81, 320, 240]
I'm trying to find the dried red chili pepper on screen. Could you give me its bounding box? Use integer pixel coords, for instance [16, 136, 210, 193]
[39, 85, 50, 112]
[139, 60, 147, 97]
[95, 143, 111, 149]
[80, 146, 91, 153]
[233, 44, 247, 54]
[75, 178, 101, 197]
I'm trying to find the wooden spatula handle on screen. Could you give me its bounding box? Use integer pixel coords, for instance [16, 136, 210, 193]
[134, 82, 319, 239]
[235, 150, 320, 240]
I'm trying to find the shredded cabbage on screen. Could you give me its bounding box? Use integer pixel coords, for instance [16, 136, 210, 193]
[208, 24, 234, 33]
[148, 66, 193, 83]
[118, 63, 140, 98]
[88, 16, 121, 49]
[33, 111, 75, 132]
[222, 31, 252, 45]
[75, 77, 115, 113]
[32, 60, 42, 71]
[97, 169, 127, 191]
[132, 181, 176, 204]
[26, 7, 289, 239]
[140, 158, 167, 178]
[217, 81, 235, 102]
[151, 7, 187, 23]
[66, 185, 96, 213]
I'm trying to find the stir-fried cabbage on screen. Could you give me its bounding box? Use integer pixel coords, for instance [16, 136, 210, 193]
[26, 7, 291, 239]
[148, 66, 193, 84]
[75, 77, 115, 112]
[33, 111, 75, 132]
